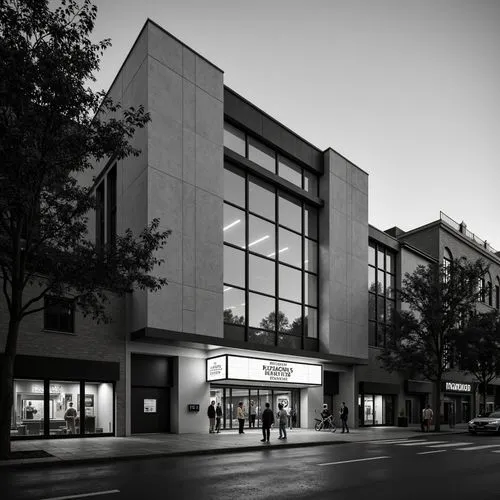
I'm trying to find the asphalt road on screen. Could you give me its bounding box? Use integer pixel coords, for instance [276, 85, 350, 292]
[3, 433, 500, 500]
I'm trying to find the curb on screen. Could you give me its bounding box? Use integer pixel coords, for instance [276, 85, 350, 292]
[0, 439, 350, 470]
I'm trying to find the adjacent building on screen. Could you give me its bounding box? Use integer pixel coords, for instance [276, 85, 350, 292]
[2, 20, 498, 440]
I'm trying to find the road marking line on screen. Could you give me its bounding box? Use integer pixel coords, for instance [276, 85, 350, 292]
[417, 450, 447, 455]
[427, 442, 473, 448]
[364, 439, 417, 444]
[457, 445, 500, 451]
[318, 456, 390, 466]
[491, 450, 500, 453]
[41, 490, 120, 500]
[397, 441, 448, 446]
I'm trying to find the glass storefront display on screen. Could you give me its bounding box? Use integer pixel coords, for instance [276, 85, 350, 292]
[209, 386, 300, 430]
[11, 379, 45, 437]
[11, 378, 115, 439]
[358, 394, 394, 426]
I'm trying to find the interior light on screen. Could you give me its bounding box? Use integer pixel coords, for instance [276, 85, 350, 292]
[223, 287, 233, 292]
[248, 235, 270, 247]
[223, 219, 241, 231]
[268, 247, 289, 258]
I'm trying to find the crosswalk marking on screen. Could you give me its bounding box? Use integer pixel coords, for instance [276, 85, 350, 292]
[363, 439, 417, 444]
[417, 450, 447, 455]
[455, 444, 500, 451]
[426, 442, 473, 448]
[397, 441, 447, 446]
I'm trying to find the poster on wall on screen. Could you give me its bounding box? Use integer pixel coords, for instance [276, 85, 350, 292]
[144, 399, 157, 413]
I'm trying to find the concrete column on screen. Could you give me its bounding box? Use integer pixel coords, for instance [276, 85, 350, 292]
[301, 386, 323, 429]
[337, 367, 356, 429]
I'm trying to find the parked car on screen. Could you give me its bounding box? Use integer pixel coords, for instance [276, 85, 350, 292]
[468, 411, 500, 434]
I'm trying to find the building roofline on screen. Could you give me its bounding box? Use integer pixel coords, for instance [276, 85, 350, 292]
[323, 147, 369, 177]
[400, 241, 438, 263]
[224, 86, 323, 154]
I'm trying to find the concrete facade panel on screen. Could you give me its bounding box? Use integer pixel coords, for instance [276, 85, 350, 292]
[195, 55, 224, 102]
[182, 46, 196, 83]
[182, 235, 196, 287]
[182, 128, 196, 185]
[195, 240, 223, 292]
[332, 178, 347, 214]
[122, 27, 148, 92]
[121, 168, 148, 235]
[195, 135, 223, 198]
[182, 79, 196, 132]
[182, 310, 196, 334]
[195, 88, 223, 145]
[182, 183, 196, 237]
[195, 289, 223, 337]
[148, 169, 182, 233]
[195, 188, 223, 247]
[148, 57, 183, 124]
[147, 282, 182, 331]
[147, 23, 183, 75]
[154, 229, 182, 283]
[182, 285, 196, 311]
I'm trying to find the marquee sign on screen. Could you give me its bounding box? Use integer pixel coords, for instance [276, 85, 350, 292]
[206, 355, 322, 386]
[444, 381, 472, 393]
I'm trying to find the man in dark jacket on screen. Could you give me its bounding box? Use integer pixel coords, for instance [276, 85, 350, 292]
[260, 402, 274, 443]
[340, 402, 349, 433]
[207, 401, 216, 433]
[215, 402, 223, 433]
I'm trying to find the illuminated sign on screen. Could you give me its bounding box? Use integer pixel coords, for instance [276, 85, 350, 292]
[144, 399, 157, 413]
[444, 382, 471, 393]
[206, 355, 322, 385]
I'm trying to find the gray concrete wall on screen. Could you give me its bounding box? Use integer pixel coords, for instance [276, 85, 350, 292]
[319, 149, 368, 361]
[144, 21, 224, 338]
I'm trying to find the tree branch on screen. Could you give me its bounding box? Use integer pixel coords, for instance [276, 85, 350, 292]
[20, 285, 53, 315]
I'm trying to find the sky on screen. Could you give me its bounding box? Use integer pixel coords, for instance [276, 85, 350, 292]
[90, 0, 500, 250]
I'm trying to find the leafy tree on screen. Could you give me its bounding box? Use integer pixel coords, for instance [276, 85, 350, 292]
[456, 311, 500, 413]
[223, 308, 244, 325]
[378, 258, 487, 431]
[260, 310, 289, 332]
[0, 0, 169, 458]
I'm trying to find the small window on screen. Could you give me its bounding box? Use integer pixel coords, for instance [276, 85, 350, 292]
[224, 123, 246, 156]
[278, 156, 302, 187]
[44, 297, 75, 333]
[248, 137, 276, 173]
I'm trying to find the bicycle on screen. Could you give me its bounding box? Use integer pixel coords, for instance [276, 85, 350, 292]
[314, 413, 337, 432]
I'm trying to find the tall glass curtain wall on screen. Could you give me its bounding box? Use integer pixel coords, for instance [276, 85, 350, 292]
[210, 387, 300, 429]
[11, 379, 114, 438]
[368, 242, 396, 347]
[223, 124, 319, 349]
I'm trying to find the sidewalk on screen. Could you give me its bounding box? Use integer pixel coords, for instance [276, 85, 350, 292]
[1, 424, 468, 469]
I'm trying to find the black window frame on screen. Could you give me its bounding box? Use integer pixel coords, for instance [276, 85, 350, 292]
[44, 296, 75, 334]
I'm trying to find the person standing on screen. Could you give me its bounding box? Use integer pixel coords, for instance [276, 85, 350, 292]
[237, 401, 245, 434]
[260, 402, 274, 443]
[249, 400, 257, 428]
[277, 404, 288, 440]
[340, 402, 349, 433]
[290, 407, 297, 430]
[25, 402, 38, 420]
[215, 402, 223, 433]
[64, 402, 77, 434]
[207, 400, 216, 433]
[422, 404, 433, 432]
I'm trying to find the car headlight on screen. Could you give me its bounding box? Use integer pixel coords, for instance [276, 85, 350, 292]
[468, 420, 475, 425]
[490, 420, 500, 425]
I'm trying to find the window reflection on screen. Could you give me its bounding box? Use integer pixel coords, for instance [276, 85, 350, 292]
[278, 300, 302, 334]
[305, 273, 317, 307]
[249, 177, 275, 221]
[278, 228, 301, 268]
[249, 255, 275, 295]
[224, 288, 245, 325]
[304, 205, 318, 240]
[279, 193, 301, 233]
[248, 293, 275, 329]
[248, 138, 276, 173]
[224, 246, 245, 287]
[224, 165, 245, 208]
[12, 379, 45, 437]
[305, 239, 317, 274]
[278, 156, 302, 187]
[224, 123, 246, 156]
[279, 265, 301, 303]
[304, 307, 318, 338]
[84, 383, 113, 434]
[224, 204, 245, 247]
[304, 170, 318, 196]
[369, 244, 376, 266]
[249, 215, 275, 257]
[377, 249, 385, 270]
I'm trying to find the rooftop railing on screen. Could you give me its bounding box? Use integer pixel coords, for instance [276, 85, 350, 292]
[440, 211, 498, 255]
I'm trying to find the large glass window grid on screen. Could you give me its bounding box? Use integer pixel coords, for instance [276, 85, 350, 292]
[368, 242, 396, 348]
[223, 164, 319, 349]
[224, 122, 319, 197]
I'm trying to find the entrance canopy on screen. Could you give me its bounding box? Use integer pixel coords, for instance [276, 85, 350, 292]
[206, 354, 322, 386]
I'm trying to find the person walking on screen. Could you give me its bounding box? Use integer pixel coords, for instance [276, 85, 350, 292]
[207, 400, 216, 433]
[340, 402, 349, 433]
[422, 404, 433, 432]
[277, 403, 288, 440]
[260, 402, 274, 443]
[249, 400, 257, 428]
[237, 401, 245, 434]
[215, 402, 222, 433]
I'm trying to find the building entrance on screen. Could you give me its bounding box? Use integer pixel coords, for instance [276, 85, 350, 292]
[210, 386, 300, 430]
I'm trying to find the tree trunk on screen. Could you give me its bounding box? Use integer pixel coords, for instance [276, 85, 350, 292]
[433, 378, 441, 432]
[482, 389, 487, 414]
[0, 318, 20, 459]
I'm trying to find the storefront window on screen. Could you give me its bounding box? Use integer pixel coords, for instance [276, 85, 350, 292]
[359, 394, 394, 426]
[11, 379, 44, 437]
[49, 381, 80, 435]
[85, 383, 113, 434]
